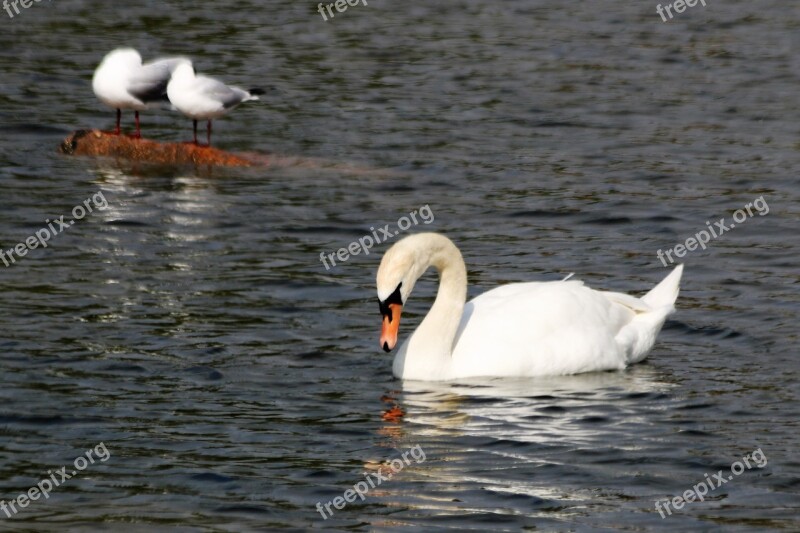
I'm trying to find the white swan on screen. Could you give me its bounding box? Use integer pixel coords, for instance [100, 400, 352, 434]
[376, 233, 684, 381]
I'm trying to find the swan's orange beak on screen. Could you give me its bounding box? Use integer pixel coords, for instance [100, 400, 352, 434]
[380, 303, 402, 352]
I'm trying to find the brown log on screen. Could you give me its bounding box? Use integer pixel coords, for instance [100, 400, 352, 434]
[59, 129, 259, 167]
[59, 129, 402, 177]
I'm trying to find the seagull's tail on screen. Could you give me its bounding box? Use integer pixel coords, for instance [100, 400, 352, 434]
[246, 88, 265, 101]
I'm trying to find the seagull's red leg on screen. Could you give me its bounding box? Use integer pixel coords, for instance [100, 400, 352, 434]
[133, 111, 141, 138]
[207, 120, 212, 147]
[193, 120, 198, 145]
[115, 109, 121, 135]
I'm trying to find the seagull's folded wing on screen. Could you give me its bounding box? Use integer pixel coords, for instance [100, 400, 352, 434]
[194, 76, 251, 108]
[129, 58, 187, 103]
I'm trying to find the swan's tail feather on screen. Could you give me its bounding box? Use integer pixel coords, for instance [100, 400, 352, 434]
[615, 264, 684, 365]
[641, 264, 684, 308]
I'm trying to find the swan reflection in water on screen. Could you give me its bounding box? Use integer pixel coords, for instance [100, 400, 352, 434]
[367, 367, 676, 521]
[386, 367, 674, 442]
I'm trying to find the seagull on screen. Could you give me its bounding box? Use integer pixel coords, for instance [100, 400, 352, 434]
[166, 61, 262, 146]
[92, 48, 187, 138]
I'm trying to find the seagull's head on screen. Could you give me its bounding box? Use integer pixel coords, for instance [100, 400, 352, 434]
[103, 47, 142, 68]
[170, 62, 196, 82]
[169, 58, 194, 74]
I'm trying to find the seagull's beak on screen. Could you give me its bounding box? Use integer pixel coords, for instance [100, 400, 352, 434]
[380, 303, 402, 352]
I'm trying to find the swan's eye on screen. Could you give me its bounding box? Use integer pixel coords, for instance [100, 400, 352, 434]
[378, 283, 403, 320]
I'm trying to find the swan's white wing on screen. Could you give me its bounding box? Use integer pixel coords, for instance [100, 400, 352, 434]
[449, 281, 637, 378]
[601, 291, 652, 313]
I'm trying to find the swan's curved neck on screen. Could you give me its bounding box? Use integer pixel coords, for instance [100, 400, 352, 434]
[408, 239, 468, 369]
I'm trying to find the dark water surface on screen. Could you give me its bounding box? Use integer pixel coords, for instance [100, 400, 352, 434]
[0, 0, 798, 531]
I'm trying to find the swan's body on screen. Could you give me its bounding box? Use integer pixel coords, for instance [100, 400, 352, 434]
[92, 48, 187, 136]
[376, 233, 683, 381]
[166, 62, 261, 146]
